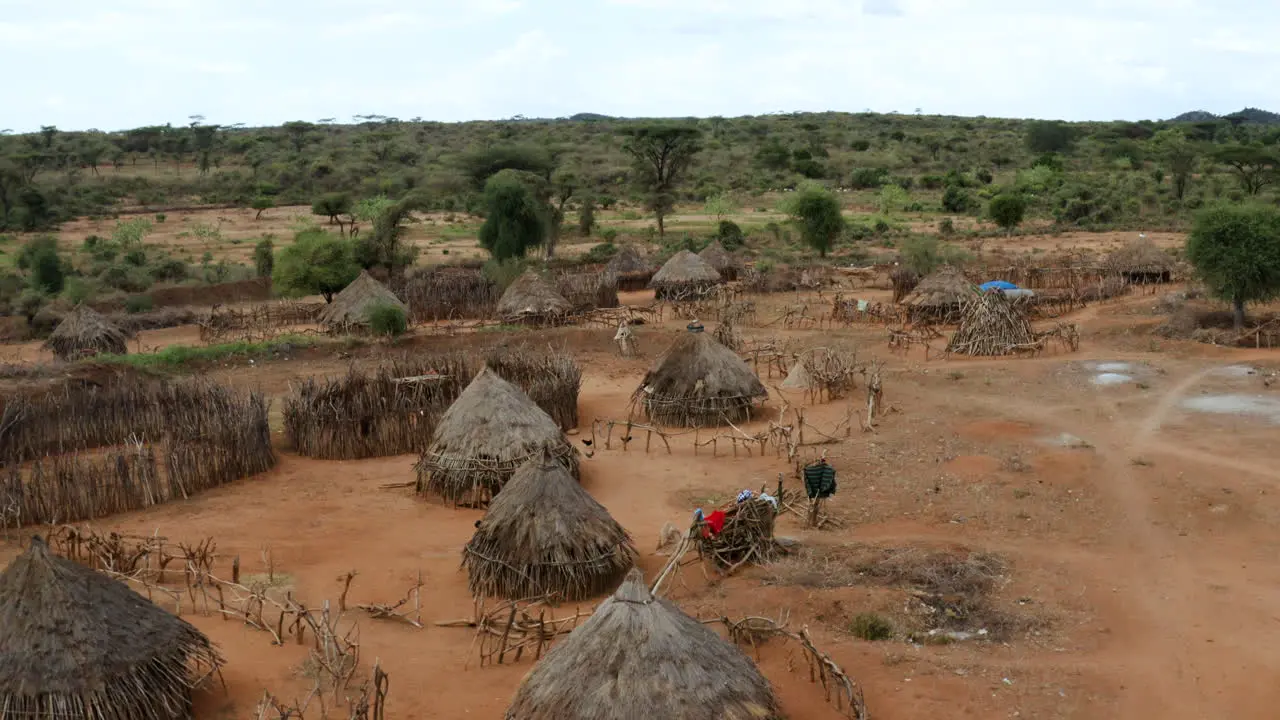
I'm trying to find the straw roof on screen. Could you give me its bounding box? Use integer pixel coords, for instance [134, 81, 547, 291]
[0, 536, 223, 719]
[605, 245, 652, 275]
[318, 271, 408, 329]
[1104, 238, 1174, 272]
[505, 568, 781, 720]
[902, 265, 978, 307]
[44, 305, 128, 361]
[497, 270, 573, 323]
[946, 291, 1036, 356]
[698, 241, 740, 274]
[463, 452, 635, 601]
[651, 250, 721, 287]
[636, 326, 767, 426]
[416, 367, 578, 505]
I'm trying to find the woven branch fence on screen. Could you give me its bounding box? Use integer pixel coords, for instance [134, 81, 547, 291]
[199, 301, 324, 343]
[403, 268, 502, 322]
[555, 271, 620, 312]
[283, 355, 476, 460]
[483, 345, 583, 430]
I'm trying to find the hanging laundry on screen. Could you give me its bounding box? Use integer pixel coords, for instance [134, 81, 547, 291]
[758, 492, 779, 510]
[857, 299, 869, 313]
[803, 461, 838, 499]
[736, 489, 754, 503]
[702, 510, 727, 537]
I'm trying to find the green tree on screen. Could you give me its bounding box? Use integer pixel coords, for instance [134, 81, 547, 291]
[1151, 128, 1197, 201]
[941, 185, 974, 213]
[253, 237, 274, 277]
[251, 195, 275, 220]
[878, 185, 908, 216]
[988, 193, 1027, 235]
[901, 235, 971, 275]
[282, 121, 315, 153]
[578, 196, 596, 237]
[1025, 120, 1073, 154]
[312, 192, 352, 225]
[704, 193, 735, 222]
[366, 301, 408, 337]
[356, 195, 422, 274]
[17, 236, 64, 294]
[1186, 203, 1280, 330]
[459, 144, 555, 190]
[478, 170, 546, 260]
[1213, 144, 1278, 195]
[272, 230, 359, 302]
[620, 124, 702, 238]
[112, 218, 153, 247]
[783, 183, 844, 257]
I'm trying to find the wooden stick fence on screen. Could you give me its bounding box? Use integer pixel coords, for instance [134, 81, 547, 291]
[435, 596, 589, 667]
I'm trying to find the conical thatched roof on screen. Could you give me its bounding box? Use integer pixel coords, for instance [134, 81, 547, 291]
[318, 271, 408, 329]
[637, 327, 767, 426]
[0, 536, 223, 719]
[505, 569, 781, 720]
[605, 245, 651, 275]
[698, 241, 740, 274]
[416, 367, 578, 505]
[497, 270, 572, 323]
[464, 452, 635, 601]
[946, 291, 1036, 356]
[44, 305, 128, 361]
[902, 265, 977, 307]
[651, 250, 721, 286]
[1104, 238, 1174, 272]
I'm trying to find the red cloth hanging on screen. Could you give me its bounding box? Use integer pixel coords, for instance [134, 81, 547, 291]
[702, 510, 727, 537]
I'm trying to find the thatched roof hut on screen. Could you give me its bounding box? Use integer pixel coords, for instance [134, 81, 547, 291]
[416, 367, 578, 505]
[464, 452, 635, 601]
[497, 270, 573, 325]
[44, 305, 129, 361]
[318, 271, 408, 331]
[902, 265, 977, 321]
[635, 323, 766, 426]
[505, 568, 781, 720]
[946, 291, 1036, 356]
[0, 536, 223, 719]
[1104, 238, 1174, 283]
[606, 245, 654, 291]
[650, 250, 721, 301]
[698, 241, 741, 281]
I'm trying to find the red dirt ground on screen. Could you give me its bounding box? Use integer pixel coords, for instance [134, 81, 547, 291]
[3, 282, 1280, 720]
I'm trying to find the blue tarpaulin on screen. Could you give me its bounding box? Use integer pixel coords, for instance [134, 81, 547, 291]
[980, 280, 1018, 291]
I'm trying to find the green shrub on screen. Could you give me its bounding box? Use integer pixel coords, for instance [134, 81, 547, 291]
[125, 294, 154, 313]
[850, 139, 871, 152]
[366, 301, 408, 337]
[149, 258, 188, 282]
[942, 185, 974, 213]
[975, 169, 994, 185]
[939, 218, 955, 235]
[849, 613, 893, 641]
[582, 242, 618, 264]
[155, 213, 167, 223]
[254, 238, 275, 278]
[849, 167, 888, 189]
[62, 277, 95, 304]
[716, 220, 745, 250]
[600, 228, 619, 242]
[874, 218, 891, 235]
[920, 174, 944, 190]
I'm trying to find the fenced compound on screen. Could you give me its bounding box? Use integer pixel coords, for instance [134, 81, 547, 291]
[199, 301, 325, 343]
[283, 355, 476, 460]
[403, 267, 501, 322]
[830, 295, 908, 326]
[555, 271, 620, 312]
[484, 345, 583, 430]
[974, 262, 1110, 291]
[0, 379, 273, 528]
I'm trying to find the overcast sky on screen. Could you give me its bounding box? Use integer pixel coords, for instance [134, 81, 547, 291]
[1, 0, 1276, 132]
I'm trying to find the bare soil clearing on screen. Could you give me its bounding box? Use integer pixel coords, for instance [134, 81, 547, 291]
[3, 261, 1279, 719]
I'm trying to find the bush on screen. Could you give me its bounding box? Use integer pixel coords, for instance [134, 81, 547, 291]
[988, 192, 1027, 234]
[975, 169, 994, 185]
[578, 197, 596, 236]
[939, 218, 955, 236]
[254, 238, 275, 278]
[599, 195, 618, 210]
[149, 258, 188, 282]
[850, 139, 871, 152]
[849, 167, 888, 190]
[482, 257, 527, 290]
[155, 213, 167, 223]
[941, 185, 974, 213]
[892, 176, 914, 191]
[125, 294, 154, 313]
[920, 175, 944, 190]
[849, 613, 893, 641]
[366, 301, 408, 337]
[600, 228, 619, 242]
[716, 220, 745, 250]
[902, 235, 972, 275]
[61, 277, 95, 305]
[18, 236, 65, 294]
[582, 242, 618, 264]
[874, 218, 891, 235]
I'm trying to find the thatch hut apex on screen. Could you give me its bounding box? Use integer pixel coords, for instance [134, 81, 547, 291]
[606, 245, 654, 291]
[1104, 238, 1174, 284]
[44, 305, 129, 361]
[0, 536, 223, 719]
[505, 568, 781, 720]
[635, 322, 767, 426]
[902, 264, 978, 322]
[698, 241, 742, 282]
[416, 367, 579, 505]
[464, 451, 635, 601]
[650, 250, 721, 301]
[497, 270, 573, 325]
[318, 270, 408, 332]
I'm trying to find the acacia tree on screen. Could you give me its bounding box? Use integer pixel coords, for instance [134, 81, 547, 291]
[357, 194, 423, 276]
[479, 170, 546, 260]
[988, 193, 1026, 236]
[1214, 144, 1279, 195]
[784, 183, 844, 257]
[1186, 203, 1280, 330]
[1151, 129, 1197, 200]
[620, 124, 702, 238]
[273, 230, 359, 302]
[312, 192, 352, 226]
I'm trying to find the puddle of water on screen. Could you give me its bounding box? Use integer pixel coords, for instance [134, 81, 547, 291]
[1181, 394, 1280, 424]
[1094, 362, 1135, 373]
[1092, 373, 1134, 386]
[1213, 365, 1258, 378]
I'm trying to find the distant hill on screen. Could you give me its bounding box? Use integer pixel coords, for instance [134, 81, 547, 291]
[569, 113, 614, 122]
[1169, 108, 1280, 125]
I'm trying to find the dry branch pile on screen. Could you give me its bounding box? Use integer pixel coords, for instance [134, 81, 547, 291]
[44, 305, 130, 361]
[483, 345, 582, 430]
[697, 497, 783, 570]
[945, 292, 1035, 356]
[283, 355, 476, 459]
[403, 267, 501, 322]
